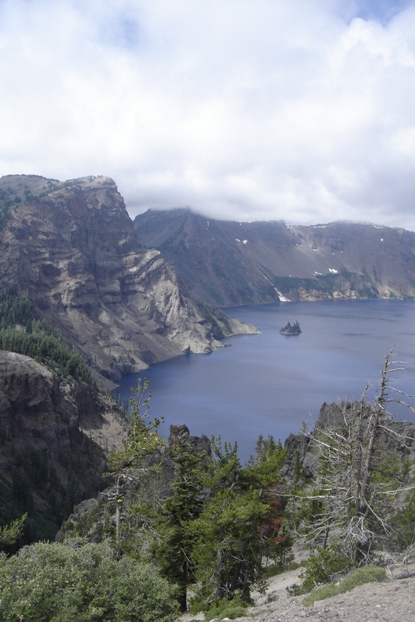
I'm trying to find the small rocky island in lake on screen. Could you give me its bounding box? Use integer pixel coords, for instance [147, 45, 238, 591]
[279, 321, 302, 335]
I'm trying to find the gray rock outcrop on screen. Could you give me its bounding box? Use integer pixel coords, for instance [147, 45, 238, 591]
[0, 175, 250, 383]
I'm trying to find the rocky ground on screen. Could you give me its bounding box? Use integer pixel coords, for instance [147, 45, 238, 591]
[181, 566, 415, 622]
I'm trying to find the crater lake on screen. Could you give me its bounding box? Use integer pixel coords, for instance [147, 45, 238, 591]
[116, 300, 415, 462]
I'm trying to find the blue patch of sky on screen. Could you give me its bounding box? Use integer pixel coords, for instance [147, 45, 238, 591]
[352, 0, 412, 24]
[97, 13, 143, 51]
[117, 17, 141, 48]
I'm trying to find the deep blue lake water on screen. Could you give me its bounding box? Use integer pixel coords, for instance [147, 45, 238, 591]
[116, 301, 415, 462]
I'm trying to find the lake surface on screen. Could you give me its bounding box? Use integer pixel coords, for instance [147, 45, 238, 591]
[116, 300, 415, 462]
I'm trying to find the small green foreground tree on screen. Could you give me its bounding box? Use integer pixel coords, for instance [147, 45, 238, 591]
[0, 513, 27, 552]
[108, 379, 165, 478]
[189, 436, 288, 612]
[106, 379, 166, 549]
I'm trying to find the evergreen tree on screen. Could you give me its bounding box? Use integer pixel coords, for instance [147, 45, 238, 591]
[107, 379, 165, 548]
[190, 436, 287, 610]
[153, 427, 206, 611]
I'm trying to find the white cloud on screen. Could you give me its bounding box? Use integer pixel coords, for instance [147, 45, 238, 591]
[0, 0, 414, 229]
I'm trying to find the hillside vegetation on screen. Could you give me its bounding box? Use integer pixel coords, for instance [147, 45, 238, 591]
[0, 289, 91, 382]
[14, 352, 409, 619]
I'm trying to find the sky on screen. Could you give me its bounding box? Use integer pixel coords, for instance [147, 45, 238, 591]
[0, 0, 415, 229]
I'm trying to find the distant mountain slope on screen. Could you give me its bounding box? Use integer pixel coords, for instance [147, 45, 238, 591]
[134, 209, 415, 305]
[0, 176, 246, 383]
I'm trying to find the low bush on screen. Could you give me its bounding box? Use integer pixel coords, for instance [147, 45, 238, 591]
[288, 546, 356, 595]
[204, 597, 247, 621]
[0, 541, 179, 622]
[303, 564, 388, 606]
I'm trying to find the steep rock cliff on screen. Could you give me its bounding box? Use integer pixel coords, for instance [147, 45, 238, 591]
[134, 209, 415, 305]
[0, 351, 127, 542]
[0, 175, 243, 382]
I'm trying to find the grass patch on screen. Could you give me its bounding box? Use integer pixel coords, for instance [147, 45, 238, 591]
[303, 565, 388, 606]
[204, 598, 247, 621]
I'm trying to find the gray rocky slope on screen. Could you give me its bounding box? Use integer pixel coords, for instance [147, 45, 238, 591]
[134, 208, 415, 306]
[0, 175, 254, 383]
[0, 350, 127, 539]
[185, 573, 415, 622]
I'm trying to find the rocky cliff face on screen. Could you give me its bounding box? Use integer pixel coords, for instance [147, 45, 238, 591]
[0, 175, 243, 382]
[134, 209, 415, 305]
[0, 351, 127, 541]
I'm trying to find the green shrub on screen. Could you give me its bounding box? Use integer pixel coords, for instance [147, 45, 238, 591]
[204, 598, 247, 621]
[0, 541, 179, 622]
[288, 546, 355, 595]
[303, 564, 388, 606]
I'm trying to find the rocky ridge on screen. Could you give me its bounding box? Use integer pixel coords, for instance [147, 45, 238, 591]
[0, 350, 127, 541]
[134, 209, 415, 306]
[0, 175, 253, 384]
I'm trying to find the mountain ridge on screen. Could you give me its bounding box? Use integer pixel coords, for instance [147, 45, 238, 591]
[134, 208, 415, 306]
[0, 174, 256, 543]
[0, 176, 253, 384]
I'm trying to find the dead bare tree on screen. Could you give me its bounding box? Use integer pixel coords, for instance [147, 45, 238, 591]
[293, 347, 415, 562]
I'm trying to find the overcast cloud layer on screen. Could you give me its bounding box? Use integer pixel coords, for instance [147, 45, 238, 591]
[0, 0, 414, 229]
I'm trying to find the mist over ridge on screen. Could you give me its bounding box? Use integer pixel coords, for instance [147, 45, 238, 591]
[134, 207, 415, 307]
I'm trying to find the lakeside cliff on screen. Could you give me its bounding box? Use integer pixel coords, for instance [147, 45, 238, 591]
[134, 208, 415, 306]
[0, 175, 254, 384]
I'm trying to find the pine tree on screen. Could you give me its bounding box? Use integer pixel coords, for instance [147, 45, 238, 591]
[107, 379, 165, 548]
[153, 427, 206, 612]
[190, 436, 288, 610]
